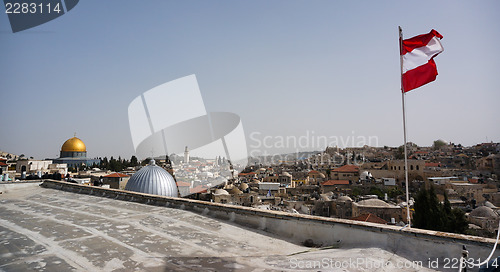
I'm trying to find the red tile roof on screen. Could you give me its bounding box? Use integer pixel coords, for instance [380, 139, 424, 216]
[103, 173, 129, 178]
[332, 165, 359, 173]
[351, 213, 387, 224]
[190, 185, 207, 194]
[468, 178, 479, 184]
[239, 172, 256, 176]
[425, 162, 441, 167]
[0, 161, 7, 166]
[176, 181, 191, 187]
[322, 180, 350, 186]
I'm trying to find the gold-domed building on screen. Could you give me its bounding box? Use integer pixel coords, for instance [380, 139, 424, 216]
[60, 137, 87, 158]
[53, 135, 100, 168]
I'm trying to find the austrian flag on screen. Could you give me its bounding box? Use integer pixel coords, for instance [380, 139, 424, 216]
[400, 29, 444, 92]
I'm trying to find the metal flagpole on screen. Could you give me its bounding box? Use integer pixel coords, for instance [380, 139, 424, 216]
[399, 26, 411, 227]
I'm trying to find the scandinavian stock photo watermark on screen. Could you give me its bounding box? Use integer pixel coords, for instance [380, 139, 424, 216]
[288, 257, 498, 270]
[289, 257, 424, 270]
[248, 130, 379, 164]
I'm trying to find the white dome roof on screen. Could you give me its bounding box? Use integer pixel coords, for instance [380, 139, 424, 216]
[125, 159, 178, 197]
[360, 171, 372, 180]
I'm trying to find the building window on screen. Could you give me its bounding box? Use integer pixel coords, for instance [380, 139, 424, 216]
[416, 165, 419, 170]
[411, 165, 414, 171]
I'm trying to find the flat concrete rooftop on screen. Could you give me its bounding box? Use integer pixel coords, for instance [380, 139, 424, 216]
[0, 183, 435, 271]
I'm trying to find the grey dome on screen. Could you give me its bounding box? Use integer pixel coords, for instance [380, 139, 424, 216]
[484, 201, 497, 209]
[470, 206, 498, 218]
[357, 199, 391, 207]
[337, 196, 353, 202]
[125, 159, 178, 197]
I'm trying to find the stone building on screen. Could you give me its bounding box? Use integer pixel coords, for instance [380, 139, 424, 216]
[330, 165, 359, 183]
[468, 206, 499, 233]
[102, 172, 130, 189]
[352, 199, 405, 223]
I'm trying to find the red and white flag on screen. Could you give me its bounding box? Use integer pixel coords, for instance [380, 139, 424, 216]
[400, 29, 444, 92]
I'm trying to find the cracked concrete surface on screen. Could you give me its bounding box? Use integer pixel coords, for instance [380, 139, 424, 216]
[0, 183, 435, 271]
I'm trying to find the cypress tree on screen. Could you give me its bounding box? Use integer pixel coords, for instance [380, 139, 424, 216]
[413, 186, 468, 234]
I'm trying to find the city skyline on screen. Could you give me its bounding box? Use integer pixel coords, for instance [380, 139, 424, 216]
[1, 1, 499, 160]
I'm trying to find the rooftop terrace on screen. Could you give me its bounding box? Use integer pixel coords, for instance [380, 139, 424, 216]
[0, 181, 497, 271]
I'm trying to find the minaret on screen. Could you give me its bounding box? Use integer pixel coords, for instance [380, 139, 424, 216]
[184, 146, 190, 164]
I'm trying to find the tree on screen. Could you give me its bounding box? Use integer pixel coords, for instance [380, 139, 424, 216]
[395, 145, 405, 160]
[352, 187, 361, 197]
[388, 187, 403, 199]
[130, 156, 139, 167]
[432, 139, 447, 150]
[108, 156, 124, 172]
[142, 158, 151, 166]
[101, 157, 109, 169]
[413, 186, 468, 234]
[369, 186, 384, 199]
[325, 169, 331, 179]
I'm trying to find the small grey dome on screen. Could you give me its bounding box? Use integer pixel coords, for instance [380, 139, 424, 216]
[470, 206, 498, 218]
[125, 159, 178, 197]
[337, 196, 353, 202]
[357, 199, 391, 207]
[214, 189, 229, 195]
[484, 201, 497, 209]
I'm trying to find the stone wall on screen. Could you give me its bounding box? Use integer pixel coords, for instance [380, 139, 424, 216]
[40, 179, 500, 271]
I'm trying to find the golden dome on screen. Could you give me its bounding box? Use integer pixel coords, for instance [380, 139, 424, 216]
[61, 137, 87, 152]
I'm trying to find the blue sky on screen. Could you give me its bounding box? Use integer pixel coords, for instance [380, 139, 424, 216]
[1, 0, 499, 160]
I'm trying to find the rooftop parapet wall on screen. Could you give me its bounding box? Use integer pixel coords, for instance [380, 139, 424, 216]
[41, 179, 500, 270]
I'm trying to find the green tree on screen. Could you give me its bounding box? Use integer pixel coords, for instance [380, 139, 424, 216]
[352, 187, 361, 197]
[101, 157, 109, 169]
[395, 145, 405, 160]
[108, 156, 124, 172]
[387, 187, 403, 199]
[130, 156, 139, 167]
[325, 169, 331, 179]
[450, 208, 468, 234]
[142, 158, 151, 166]
[432, 139, 447, 150]
[413, 186, 468, 234]
[369, 186, 385, 199]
